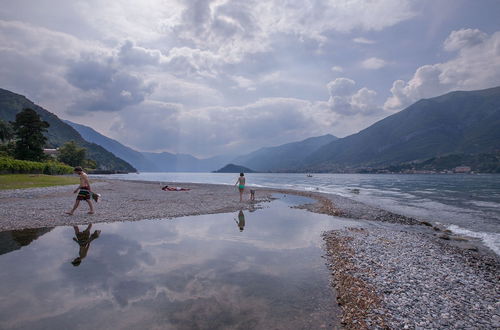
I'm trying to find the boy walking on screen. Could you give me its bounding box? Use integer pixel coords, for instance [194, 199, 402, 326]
[66, 166, 95, 215]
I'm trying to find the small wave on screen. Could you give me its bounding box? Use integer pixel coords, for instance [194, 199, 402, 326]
[468, 200, 500, 208]
[447, 225, 500, 256]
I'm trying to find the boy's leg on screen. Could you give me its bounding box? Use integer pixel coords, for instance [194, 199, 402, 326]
[66, 200, 80, 215]
[83, 223, 92, 233]
[85, 200, 95, 214]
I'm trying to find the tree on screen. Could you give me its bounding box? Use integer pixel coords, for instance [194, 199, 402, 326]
[57, 141, 87, 166]
[12, 108, 50, 161]
[0, 119, 14, 143]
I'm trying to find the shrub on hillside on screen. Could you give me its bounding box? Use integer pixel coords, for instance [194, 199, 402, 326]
[0, 157, 73, 175]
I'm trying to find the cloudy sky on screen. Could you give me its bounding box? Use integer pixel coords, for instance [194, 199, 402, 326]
[1, 0, 499, 157]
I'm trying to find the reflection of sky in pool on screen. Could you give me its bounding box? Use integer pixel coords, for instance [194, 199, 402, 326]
[0, 195, 353, 329]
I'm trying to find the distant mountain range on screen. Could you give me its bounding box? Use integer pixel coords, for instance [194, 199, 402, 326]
[67, 120, 339, 172]
[65, 120, 234, 172]
[64, 120, 159, 171]
[299, 86, 500, 172]
[3, 85, 499, 173]
[234, 134, 338, 171]
[0, 89, 135, 172]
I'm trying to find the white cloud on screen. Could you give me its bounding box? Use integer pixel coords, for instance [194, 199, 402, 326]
[443, 28, 488, 52]
[327, 78, 379, 115]
[112, 97, 336, 156]
[76, 0, 183, 42]
[384, 29, 500, 111]
[230, 75, 256, 91]
[65, 57, 157, 113]
[0, 0, 432, 156]
[161, 0, 417, 65]
[353, 37, 376, 44]
[361, 57, 387, 69]
[327, 78, 356, 96]
[118, 40, 164, 66]
[331, 66, 343, 73]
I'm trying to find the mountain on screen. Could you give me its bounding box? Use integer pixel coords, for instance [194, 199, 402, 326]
[234, 134, 338, 172]
[65, 120, 159, 171]
[0, 88, 136, 172]
[141, 152, 234, 172]
[214, 164, 255, 173]
[302, 86, 500, 172]
[66, 120, 234, 172]
[383, 152, 500, 174]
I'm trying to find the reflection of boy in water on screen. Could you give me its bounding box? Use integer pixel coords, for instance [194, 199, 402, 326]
[71, 224, 101, 266]
[234, 210, 245, 232]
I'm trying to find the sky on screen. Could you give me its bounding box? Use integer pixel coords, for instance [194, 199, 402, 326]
[1, 0, 499, 158]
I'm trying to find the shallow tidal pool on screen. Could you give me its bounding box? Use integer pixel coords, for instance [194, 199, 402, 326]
[0, 195, 355, 329]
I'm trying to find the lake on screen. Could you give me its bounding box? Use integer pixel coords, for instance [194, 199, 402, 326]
[0, 195, 359, 329]
[98, 172, 500, 255]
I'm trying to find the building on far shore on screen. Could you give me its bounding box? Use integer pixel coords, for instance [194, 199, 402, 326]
[453, 166, 471, 173]
[43, 148, 59, 158]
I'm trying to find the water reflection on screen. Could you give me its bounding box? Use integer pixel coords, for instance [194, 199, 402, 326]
[71, 224, 101, 266]
[0, 227, 53, 256]
[0, 195, 350, 329]
[235, 210, 246, 232]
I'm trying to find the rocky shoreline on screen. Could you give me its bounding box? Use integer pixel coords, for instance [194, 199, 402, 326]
[323, 227, 499, 329]
[1, 179, 498, 329]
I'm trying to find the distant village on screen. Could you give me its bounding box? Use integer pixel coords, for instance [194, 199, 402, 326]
[371, 166, 473, 175]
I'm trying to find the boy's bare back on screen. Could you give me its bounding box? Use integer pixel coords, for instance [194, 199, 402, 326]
[80, 172, 90, 188]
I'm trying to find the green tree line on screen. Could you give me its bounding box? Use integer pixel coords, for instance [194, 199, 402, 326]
[0, 108, 96, 174]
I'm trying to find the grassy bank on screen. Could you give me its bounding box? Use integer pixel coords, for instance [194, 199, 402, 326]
[0, 174, 79, 190]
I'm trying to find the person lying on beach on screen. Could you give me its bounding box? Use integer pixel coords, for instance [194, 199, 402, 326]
[161, 185, 191, 191]
[66, 166, 98, 215]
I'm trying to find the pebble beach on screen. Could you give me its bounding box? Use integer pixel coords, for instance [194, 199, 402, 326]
[0, 179, 498, 329]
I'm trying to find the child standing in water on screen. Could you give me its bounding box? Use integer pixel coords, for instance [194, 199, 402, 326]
[235, 172, 246, 202]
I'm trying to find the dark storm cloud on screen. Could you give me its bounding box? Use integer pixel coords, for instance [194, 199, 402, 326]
[65, 56, 156, 113]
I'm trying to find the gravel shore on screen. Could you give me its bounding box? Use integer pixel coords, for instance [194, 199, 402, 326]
[324, 227, 499, 329]
[1, 179, 498, 329]
[0, 179, 278, 231]
[0, 178, 426, 231]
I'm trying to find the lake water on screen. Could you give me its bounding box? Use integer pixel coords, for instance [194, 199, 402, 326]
[98, 172, 500, 255]
[0, 195, 356, 330]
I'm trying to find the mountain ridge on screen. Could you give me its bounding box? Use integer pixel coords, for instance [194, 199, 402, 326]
[234, 134, 338, 171]
[66, 120, 235, 172]
[0, 88, 136, 172]
[301, 86, 500, 171]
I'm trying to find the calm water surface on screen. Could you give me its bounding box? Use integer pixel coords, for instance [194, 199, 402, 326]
[0, 195, 354, 330]
[100, 172, 500, 255]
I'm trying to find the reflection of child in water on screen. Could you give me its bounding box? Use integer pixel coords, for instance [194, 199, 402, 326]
[71, 224, 101, 266]
[234, 210, 245, 232]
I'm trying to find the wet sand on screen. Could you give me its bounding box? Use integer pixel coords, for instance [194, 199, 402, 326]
[1, 179, 498, 329]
